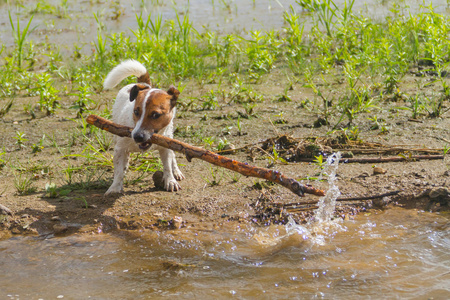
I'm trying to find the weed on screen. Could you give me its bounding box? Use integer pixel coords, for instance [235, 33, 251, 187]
[245, 30, 278, 81]
[0, 98, 13, 117]
[368, 116, 389, 134]
[0, 151, 6, 169]
[241, 103, 258, 118]
[201, 90, 220, 110]
[217, 138, 229, 151]
[313, 154, 326, 170]
[44, 182, 59, 198]
[31, 135, 46, 153]
[77, 197, 89, 209]
[34, 73, 60, 116]
[14, 131, 28, 149]
[276, 87, 293, 102]
[93, 13, 107, 63]
[8, 11, 35, 70]
[14, 173, 36, 195]
[202, 166, 224, 186]
[443, 144, 449, 157]
[202, 136, 216, 149]
[70, 73, 95, 118]
[236, 117, 243, 135]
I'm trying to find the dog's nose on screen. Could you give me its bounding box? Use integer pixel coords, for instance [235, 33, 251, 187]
[133, 132, 146, 143]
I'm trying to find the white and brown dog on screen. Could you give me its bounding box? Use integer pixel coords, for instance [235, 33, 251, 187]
[103, 59, 184, 195]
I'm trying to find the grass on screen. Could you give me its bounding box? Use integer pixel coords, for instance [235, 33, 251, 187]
[8, 11, 35, 70]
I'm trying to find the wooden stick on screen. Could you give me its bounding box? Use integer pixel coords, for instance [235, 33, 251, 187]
[294, 155, 444, 163]
[86, 115, 325, 197]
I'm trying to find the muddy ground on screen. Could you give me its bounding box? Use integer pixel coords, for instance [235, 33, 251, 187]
[0, 71, 449, 240]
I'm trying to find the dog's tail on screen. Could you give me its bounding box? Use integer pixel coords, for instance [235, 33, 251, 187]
[103, 59, 150, 90]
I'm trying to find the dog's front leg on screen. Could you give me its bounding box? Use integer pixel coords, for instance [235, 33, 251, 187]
[105, 139, 130, 195]
[171, 156, 185, 181]
[158, 148, 181, 192]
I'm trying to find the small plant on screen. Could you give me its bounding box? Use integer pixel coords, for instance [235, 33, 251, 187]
[368, 115, 389, 134]
[202, 136, 216, 149]
[443, 144, 449, 157]
[0, 99, 13, 117]
[31, 135, 46, 153]
[202, 166, 224, 186]
[201, 90, 219, 110]
[8, 11, 35, 69]
[276, 87, 292, 102]
[241, 103, 258, 118]
[217, 138, 229, 151]
[44, 182, 59, 198]
[14, 173, 36, 195]
[313, 154, 326, 170]
[77, 196, 89, 209]
[236, 116, 244, 136]
[14, 131, 28, 149]
[70, 74, 95, 118]
[0, 151, 6, 169]
[267, 146, 288, 168]
[34, 73, 60, 116]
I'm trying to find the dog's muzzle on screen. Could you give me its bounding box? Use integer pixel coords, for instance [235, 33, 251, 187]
[132, 130, 153, 151]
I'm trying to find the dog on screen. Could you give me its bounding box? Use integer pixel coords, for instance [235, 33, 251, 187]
[103, 59, 184, 195]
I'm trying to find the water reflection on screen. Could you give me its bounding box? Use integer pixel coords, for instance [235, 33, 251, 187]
[1, 208, 448, 299]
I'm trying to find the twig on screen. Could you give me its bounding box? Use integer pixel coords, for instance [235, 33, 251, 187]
[294, 155, 444, 163]
[0, 203, 13, 216]
[86, 115, 325, 197]
[277, 190, 401, 207]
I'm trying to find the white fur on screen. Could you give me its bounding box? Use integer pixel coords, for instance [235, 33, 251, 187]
[104, 60, 184, 195]
[103, 59, 148, 90]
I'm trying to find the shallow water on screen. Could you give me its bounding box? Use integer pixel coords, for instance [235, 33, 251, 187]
[1, 0, 449, 50]
[1, 208, 449, 299]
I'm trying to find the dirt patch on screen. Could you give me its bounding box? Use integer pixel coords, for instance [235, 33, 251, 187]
[1, 71, 449, 240]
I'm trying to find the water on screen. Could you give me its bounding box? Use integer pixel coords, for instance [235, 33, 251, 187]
[3, 153, 447, 299]
[314, 152, 342, 223]
[1, 209, 449, 299]
[1, 0, 449, 49]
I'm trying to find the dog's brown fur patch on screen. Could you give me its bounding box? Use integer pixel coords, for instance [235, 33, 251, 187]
[132, 89, 177, 132]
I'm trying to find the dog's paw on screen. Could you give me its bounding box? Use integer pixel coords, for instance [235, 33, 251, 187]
[105, 185, 123, 196]
[173, 169, 185, 181]
[164, 174, 181, 192]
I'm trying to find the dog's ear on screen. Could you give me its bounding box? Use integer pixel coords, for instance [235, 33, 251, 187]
[130, 84, 148, 102]
[167, 85, 180, 108]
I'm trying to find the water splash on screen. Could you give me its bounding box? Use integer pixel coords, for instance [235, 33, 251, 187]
[313, 152, 342, 223]
[280, 153, 343, 246]
[253, 153, 344, 247]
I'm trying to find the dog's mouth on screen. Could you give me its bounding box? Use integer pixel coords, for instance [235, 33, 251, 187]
[138, 141, 152, 150]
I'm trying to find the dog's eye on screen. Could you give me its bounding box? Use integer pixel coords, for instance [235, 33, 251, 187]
[134, 108, 140, 116]
[150, 112, 161, 119]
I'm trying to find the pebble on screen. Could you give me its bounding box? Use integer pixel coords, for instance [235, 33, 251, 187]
[51, 216, 61, 221]
[373, 166, 387, 175]
[429, 187, 449, 199]
[222, 144, 236, 153]
[173, 216, 183, 229]
[53, 224, 68, 234]
[153, 171, 165, 190]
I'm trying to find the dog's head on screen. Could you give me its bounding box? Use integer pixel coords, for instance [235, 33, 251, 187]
[129, 84, 179, 150]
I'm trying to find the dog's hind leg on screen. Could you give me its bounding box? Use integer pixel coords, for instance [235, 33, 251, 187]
[105, 138, 131, 195]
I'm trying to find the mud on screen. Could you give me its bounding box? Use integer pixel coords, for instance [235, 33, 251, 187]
[0, 67, 449, 240]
